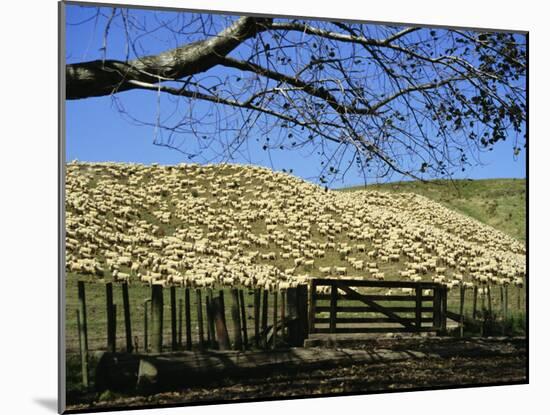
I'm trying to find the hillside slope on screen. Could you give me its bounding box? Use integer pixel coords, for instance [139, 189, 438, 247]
[340, 179, 526, 242]
[65, 162, 526, 293]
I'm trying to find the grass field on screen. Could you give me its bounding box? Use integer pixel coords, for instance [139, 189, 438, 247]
[64, 165, 527, 397]
[339, 178, 526, 242]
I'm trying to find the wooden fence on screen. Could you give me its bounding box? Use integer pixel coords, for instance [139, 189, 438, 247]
[309, 279, 447, 335]
[71, 278, 455, 387]
[71, 281, 309, 387]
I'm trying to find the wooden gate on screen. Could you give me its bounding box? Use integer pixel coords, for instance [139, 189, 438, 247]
[309, 279, 447, 335]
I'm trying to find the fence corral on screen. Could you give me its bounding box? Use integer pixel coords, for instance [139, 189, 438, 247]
[69, 276, 525, 390]
[70, 282, 309, 372]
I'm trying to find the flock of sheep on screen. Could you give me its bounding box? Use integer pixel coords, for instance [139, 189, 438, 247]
[65, 162, 526, 296]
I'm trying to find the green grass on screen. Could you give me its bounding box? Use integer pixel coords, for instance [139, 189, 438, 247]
[339, 178, 526, 242]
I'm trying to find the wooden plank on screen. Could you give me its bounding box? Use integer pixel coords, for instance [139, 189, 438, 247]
[211, 295, 230, 350]
[151, 284, 163, 353]
[184, 288, 192, 350]
[230, 289, 243, 350]
[314, 317, 433, 324]
[77, 281, 89, 387]
[333, 281, 414, 329]
[315, 306, 433, 313]
[316, 294, 433, 302]
[105, 282, 115, 353]
[314, 327, 438, 334]
[329, 284, 338, 332]
[238, 289, 248, 348]
[313, 279, 439, 289]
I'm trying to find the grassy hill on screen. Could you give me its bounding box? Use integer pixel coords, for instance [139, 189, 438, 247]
[339, 179, 526, 242]
[64, 163, 526, 353]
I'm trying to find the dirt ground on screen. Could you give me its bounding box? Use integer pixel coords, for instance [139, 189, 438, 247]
[65, 338, 527, 412]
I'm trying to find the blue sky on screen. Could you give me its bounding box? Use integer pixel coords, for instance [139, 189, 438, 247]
[65, 4, 526, 187]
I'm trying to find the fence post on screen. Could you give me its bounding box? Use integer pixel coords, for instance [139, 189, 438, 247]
[272, 291, 278, 349]
[415, 286, 422, 331]
[76, 309, 89, 388]
[287, 287, 300, 346]
[500, 285, 505, 318]
[487, 283, 492, 315]
[205, 288, 216, 347]
[459, 284, 465, 338]
[298, 284, 309, 341]
[196, 289, 205, 349]
[112, 304, 117, 349]
[219, 290, 227, 326]
[170, 286, 177, 351]
[122, 282, 133, 353]
[261, 289, 269, 345]
[254, 288, 261, 347]
[287, 285, 308, 346]
[472, 285, 478, 319]
[504, 285, 509, 319]
[433, 285, 441, 331]
[77, 281, 89, 388]
[143, 299, 150, 352]
[440, 287, 447, 335]
[178, 298, 183, 348]
[211, 295, 230, 350]
[281, 290, 286, 337]
[151, 284, 164, 353]
[238, 289, 248, 348]
[230, 288, 243, 350]
[330, 283, 338, 332]
[308, 280, 317, 334]
[105, 282, 116, 352]
[184, 288, 192, 350]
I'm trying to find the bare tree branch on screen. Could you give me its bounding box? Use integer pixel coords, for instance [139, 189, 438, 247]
[65, 8, 526, 182]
